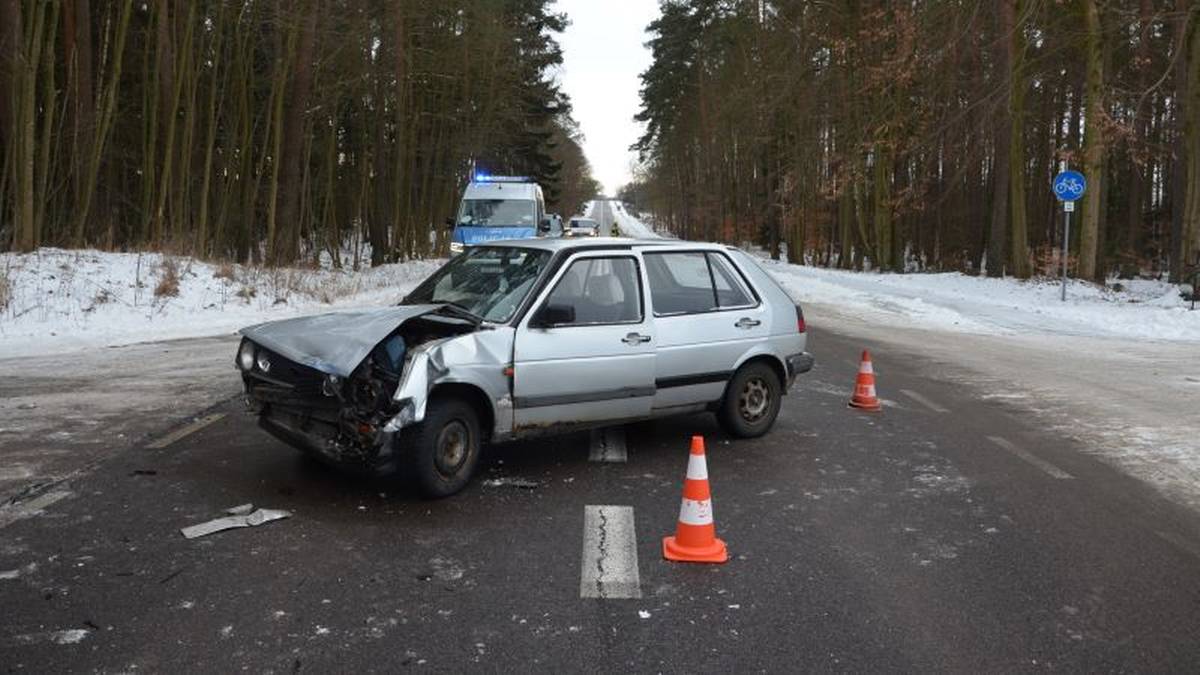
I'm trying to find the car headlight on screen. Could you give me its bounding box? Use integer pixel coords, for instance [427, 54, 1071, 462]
[255, 352, 272, 373]
[237, 341, 256, 371]
[450, 241, 464, 254]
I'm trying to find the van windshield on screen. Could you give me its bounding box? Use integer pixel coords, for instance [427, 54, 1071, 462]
[402, 246, 551, 322]
[457, 199, 537, 227]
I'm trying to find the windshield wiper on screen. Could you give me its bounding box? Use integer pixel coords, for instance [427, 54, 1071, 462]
[435, 301, 484, 325]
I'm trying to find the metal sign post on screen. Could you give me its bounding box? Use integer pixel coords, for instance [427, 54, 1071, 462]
[1052, 170, 1086, 301]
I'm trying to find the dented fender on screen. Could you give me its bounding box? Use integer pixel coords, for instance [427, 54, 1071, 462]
[384, 327, 516, 437]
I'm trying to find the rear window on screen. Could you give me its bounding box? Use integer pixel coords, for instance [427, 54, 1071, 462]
[644, 251, 757, 316]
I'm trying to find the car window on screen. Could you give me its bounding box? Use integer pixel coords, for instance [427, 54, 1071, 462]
[543, 257, 642, 325]
[644, 252, 717, 315]
[644, 251, 756, 315]
[707, 253, 755, 307]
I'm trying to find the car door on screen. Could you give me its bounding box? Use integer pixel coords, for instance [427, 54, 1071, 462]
[643, 250, 769, 410]
[513, 252, 656, 430]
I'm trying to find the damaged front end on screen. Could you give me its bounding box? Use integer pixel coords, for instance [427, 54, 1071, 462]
[238, 306, 493, 474]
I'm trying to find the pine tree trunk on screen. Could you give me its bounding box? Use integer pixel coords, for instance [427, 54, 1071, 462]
[1078, 0, 1105, 281]
[272, 0, 318, 266]
[1007, 0, 1031, 278]
[1170, 0, 1191, 281]
[1183, 6, 1200, 267]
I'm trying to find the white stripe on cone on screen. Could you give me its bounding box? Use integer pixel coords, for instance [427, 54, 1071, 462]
[860, 361, 874, 374]
[678, 498, 714, 526]
[686, 454, 709, 481]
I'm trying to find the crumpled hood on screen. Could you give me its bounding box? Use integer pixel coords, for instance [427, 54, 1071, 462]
[240, 305, 442, 377]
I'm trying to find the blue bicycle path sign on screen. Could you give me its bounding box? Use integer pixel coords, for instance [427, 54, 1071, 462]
[1052, 170, 1087, 202]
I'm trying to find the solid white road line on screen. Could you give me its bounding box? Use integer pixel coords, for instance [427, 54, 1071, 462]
[987, 436, 1074, 480]
[901, 389, 950, 413]
[580, 505, 642, 599]
[588, 427, 628, 463]
[0, 490, 72, 531]
[145, 413, 226, 449]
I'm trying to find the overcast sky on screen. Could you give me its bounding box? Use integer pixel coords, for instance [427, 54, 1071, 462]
[552, 1, 661, 196]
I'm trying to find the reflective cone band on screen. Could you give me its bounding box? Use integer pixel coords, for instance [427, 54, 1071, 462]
[663, 435, 728, 564]
[848, 349, 882, 412]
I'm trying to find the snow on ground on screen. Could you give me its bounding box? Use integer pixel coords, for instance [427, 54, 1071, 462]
[601, 200, 667, 239]
[760, 258, 1199, 342]
[0, 248, 443, 358]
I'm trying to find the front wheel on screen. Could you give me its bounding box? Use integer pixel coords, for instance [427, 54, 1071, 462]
[402, 397, 482, 498]
[717, 362, 782, 439]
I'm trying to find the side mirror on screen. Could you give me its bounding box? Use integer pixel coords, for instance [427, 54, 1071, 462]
[532, 303, 574, 328]
[538, 219, 552, 233]
[445, 217, 456, 228]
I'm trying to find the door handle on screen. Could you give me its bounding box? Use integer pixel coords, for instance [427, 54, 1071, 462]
[622, 332, 652, 345]
[735, 317, 762, 329]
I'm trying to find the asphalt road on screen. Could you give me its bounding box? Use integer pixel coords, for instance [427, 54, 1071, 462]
[3, 323, 1200, 672]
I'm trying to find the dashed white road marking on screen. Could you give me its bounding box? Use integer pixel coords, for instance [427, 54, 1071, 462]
[580, 505, 642, 599]
[145, 413, 225, 449]
[0, 490, 72, 531]
[589, 427, 628, 463]
[900, 389, 949, 413]
[987, 436, 1073, 480]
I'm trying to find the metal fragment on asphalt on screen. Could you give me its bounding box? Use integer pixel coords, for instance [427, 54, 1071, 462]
[180, 508, 292, 539]
[482, 477, 539, 489]
[225, 503, 255, 516]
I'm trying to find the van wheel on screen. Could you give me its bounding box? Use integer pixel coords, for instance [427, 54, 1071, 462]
[402, 397, 481, 498]
[718, 362, 782, 439]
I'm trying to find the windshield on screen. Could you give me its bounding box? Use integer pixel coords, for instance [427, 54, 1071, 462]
[402, 247, 551, 322]
[457, 199, 537, 227]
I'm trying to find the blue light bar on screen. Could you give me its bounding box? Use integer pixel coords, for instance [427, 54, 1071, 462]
[474, 174, 532, 183]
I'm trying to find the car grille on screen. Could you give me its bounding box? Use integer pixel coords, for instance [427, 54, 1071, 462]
[246, 348, 327, 399]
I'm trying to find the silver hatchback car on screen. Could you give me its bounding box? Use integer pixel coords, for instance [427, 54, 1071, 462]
[237, 239, 813, 497]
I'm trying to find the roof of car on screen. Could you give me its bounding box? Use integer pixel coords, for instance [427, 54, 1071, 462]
[477, 237, 727, 253]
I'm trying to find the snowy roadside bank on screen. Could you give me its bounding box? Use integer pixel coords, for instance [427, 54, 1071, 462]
[0, 248, 443, 359]
[761, 258, 1199, 343]
[604, 200, 666, 239]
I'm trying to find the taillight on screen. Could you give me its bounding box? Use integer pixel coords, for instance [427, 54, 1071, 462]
[796, 306, 806, 333]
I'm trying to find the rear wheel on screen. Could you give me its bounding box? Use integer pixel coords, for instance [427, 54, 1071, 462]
[717, 362, 782, 438]
[402, 397, 482, 498]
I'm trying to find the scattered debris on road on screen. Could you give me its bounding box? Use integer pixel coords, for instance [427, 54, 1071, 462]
[482, 477, 539, 489]
[180, 504, 291, 539]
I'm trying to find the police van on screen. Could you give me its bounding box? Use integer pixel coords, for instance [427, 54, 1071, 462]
[448, 175, 551, 254]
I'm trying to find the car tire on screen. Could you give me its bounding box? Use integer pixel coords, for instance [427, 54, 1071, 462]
[402, 396, 482, 498]
[717, 362, 782, 439]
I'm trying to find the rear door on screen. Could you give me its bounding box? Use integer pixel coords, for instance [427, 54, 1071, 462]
[513, 252, 655, 430]
[643, 250, 769, 410]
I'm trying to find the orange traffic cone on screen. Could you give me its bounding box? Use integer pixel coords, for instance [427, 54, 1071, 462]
[848, 349, 882, 412]
[663, 436, 728, 564]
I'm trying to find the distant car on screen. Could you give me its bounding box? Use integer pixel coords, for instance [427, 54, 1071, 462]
[567, 218, 601, 237]
[237, 238, 813, 497]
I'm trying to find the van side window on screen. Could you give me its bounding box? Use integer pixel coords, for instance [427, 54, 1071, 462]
[644, 251, 756, 315]
[543, 257, 642, 325]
